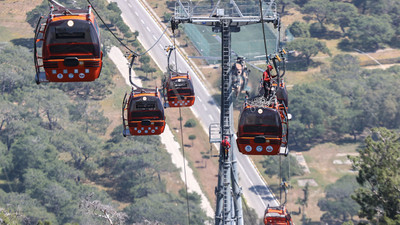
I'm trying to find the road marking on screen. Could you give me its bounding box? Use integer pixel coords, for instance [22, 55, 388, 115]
[240, 149, 280, 206]
[197, 97, 202, 102]
[146, 26, 151, 32]
[141, 19, 145, 24]
[135, 11, 139, 16]
[159, 43, 163, 49]
[203, 105, 208, 110]
[238, 160, 268, 209]
[128, 3, 132, 8]
[208, 114, 213, 120]
[152, 35, 157, 40]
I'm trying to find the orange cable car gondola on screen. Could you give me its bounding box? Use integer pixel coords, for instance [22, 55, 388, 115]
[264, 205, 294, 225]
[34, 2, 102, 84]
[276, 81, 288, 108]
[236, 96, 289, 155]
[164, 71, 195, 107]
[236, 63, 289, 155]
[122, 88, 166, 136]
[163, 46, 195, 108]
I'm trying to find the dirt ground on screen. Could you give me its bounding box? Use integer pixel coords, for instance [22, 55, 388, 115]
[251, 142, 359, 223]
[99, 70, 131, 138]
[164, 106, 220, 207]
[0, 0, 42, 41]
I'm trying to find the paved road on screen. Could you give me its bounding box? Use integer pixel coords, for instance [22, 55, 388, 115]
[112, 0, 279, 218]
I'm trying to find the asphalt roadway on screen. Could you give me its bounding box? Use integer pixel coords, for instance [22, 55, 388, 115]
[111, 0, 279, 218]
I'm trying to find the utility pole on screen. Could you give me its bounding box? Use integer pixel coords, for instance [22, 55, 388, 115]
[172, 1, 278, 224]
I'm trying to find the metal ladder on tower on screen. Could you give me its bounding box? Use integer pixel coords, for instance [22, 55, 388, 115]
[218, 18, 237, 224]
[221, 20, 232, 135]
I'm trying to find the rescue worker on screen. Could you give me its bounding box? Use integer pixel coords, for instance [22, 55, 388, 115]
[221, 136, 231, 159]
[262, 64, 274, 98]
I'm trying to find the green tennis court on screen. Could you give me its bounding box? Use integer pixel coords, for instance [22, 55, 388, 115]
[184, 23, 278, 62]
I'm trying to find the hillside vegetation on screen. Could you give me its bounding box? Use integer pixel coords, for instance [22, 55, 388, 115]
[0, 0, 209, 224]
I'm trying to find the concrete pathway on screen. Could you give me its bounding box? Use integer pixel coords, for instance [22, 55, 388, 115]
[108, 47, 214, 218]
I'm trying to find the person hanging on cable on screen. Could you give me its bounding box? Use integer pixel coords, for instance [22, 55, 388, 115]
[221, 136, 231, 159]
[281, 180, 289, 195]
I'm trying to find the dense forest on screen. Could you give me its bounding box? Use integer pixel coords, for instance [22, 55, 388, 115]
[289, 55, 400, 147]
[280, 0, 400, 148]
[282, 0, 399, 52]
[0, 0, 209, 224]
[280, 0, 400, 223]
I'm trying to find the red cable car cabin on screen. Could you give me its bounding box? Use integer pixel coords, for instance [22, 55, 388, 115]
[236, 97, 288, 155]
[276, 82, 288, 108]
[264, 206, 294, 225]
[122, 89, 166, 136]
[34, 6, 102, 84]
[165, 72, 195, 107]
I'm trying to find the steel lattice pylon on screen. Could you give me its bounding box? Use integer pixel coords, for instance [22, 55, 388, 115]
[172, 1, 278, 224]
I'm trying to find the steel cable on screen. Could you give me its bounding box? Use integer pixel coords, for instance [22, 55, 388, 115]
[179, 107, 191, 225]
[87, 0, 168, 57]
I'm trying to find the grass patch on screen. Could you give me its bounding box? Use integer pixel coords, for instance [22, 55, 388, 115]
[251, 142, 359, 223]
[99, 74, 131, 138]
[0, 26, 18, 42]
[165, 106, 219, 208]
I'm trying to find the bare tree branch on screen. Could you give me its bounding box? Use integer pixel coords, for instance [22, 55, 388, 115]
[79, 193, 127, 225]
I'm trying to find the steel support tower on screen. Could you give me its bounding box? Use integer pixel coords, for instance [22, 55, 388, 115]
[172, 1, 278, 224]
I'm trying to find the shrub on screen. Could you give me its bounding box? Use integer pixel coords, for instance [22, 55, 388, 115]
[288, 21, 310, 37]
[309, 22, 326, 37]
[184, 119, 197, 128]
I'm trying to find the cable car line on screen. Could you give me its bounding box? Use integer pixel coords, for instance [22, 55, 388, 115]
[173, 28, 179, 72]
[139, 26, 169, 56]
[86, 0, 136, 55]
[165, 30, 192, 224]
[179, 107, 191, 225]
[86, 0, 169, 101]
[85, 0, 171, 99]
[173, 31, 192, 224]
[47, 0, 68, 11]
[259, 0, 269, 63]
[86, 0, 168, 59]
